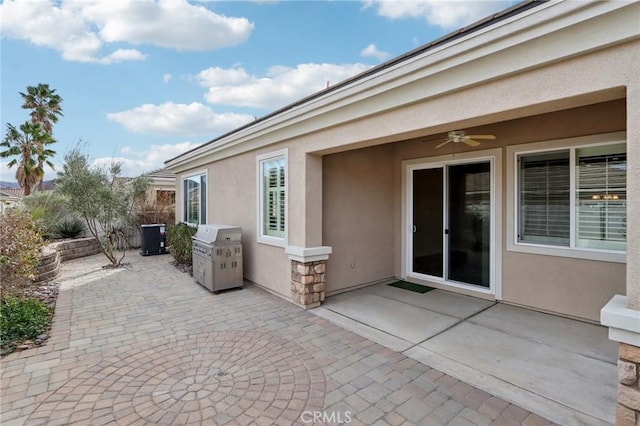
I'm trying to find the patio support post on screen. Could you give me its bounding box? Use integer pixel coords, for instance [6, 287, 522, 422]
[285, 246, 332, 309]
[601, 85, 640, 426]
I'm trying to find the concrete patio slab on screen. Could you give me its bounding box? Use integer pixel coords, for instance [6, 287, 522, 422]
[369, 284, 495, 319]
[469, 303, 617, 363]
[322, 291, 460, 344]
[317, 286, 617, 426]
[311, 306, 414, 352]
[413, 320, 615, 425]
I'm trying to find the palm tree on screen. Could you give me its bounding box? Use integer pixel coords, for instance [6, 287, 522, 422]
[0, 122, 55, 196]
[20, 84, 63, 189]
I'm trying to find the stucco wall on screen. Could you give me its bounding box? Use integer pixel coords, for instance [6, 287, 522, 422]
[323, 144, 395, 294]
[206, 147, 292, 299]
[387, 100, 626, 322]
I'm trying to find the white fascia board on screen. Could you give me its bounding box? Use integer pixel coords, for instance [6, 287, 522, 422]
[149, 177, 175, 184]
[166, 1, 639, 173]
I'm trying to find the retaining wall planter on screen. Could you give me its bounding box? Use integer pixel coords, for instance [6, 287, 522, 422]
[35, 237, 102, 283]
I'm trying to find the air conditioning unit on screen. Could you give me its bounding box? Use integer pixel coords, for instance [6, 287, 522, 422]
[140, 224, 169, 256]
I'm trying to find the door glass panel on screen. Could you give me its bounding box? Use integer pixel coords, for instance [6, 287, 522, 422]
[447, 163, 491, 287]
[412, 168, 443, 277]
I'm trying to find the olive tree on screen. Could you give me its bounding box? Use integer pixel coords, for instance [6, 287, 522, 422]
[56, 147, 147, 267]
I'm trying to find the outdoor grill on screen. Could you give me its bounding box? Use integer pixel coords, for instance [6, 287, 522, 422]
[192, 224, 243, 293]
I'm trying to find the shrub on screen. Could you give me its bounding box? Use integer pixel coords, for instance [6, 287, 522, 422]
[0, 296, 51, 350]
[56, 217, 86, 239]
[22, 191, 68, 239]
[56, 147, 145, 267]
[167, 222, 197, 266]
[0, 210, 45, 299]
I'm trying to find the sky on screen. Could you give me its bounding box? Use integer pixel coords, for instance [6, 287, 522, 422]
[0, 0, 516, 182]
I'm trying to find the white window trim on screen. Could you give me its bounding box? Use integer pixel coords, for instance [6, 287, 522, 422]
[506, 132, 626, 263]
[257, 149, 288, 247]
[181, 169, 207, 225]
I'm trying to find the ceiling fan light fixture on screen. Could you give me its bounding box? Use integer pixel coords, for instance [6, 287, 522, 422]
[434, 130, 496, 149]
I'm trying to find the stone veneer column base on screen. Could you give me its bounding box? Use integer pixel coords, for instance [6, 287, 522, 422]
[601, 295, 640, 426]
[290, 260, 325, 309]
[285, 245, 332, 309]
[616, 343, 640, 426]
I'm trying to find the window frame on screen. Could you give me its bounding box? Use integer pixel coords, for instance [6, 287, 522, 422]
[257, 149, 288, 247]
[181, 170, 207, 225]
[506, 132, 626, 263]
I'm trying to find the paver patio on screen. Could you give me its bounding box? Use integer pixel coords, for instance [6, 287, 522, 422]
[1, 251, 555, 425]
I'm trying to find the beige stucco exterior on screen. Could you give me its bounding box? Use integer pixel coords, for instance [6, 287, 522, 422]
[319, 100, 627, 322]
[142, 168, 176, 204]
[167, 1, 639, 324]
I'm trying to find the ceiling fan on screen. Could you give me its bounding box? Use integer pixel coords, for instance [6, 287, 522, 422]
[435, 130, 496, 149]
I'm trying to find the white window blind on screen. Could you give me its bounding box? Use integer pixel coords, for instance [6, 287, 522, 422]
[262, 158, 285, 238]
[576, 145, 626, 250]
[518, 151, 570, 245]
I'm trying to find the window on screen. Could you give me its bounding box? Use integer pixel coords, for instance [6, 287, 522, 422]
[519, 151, 570, 245]
[516, 141, 626, 253]
[182, 173, 206, 225]
[575, 145, 626, 251]
[156, 190, 175, 205]
[258, 150, 287, 244]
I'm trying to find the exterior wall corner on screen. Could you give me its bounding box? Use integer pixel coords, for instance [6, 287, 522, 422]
[602, 295, 640, 424]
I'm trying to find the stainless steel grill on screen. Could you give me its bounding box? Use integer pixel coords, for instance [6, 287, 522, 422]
[192, 224, 243, 293]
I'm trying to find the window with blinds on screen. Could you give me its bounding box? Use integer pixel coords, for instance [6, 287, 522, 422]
[576, 144, 626, 250]
[518, 151, 570, 245]
[261, 156, 286, 239]
[183, 174, 206, 225]
[516, 142, 626, 253]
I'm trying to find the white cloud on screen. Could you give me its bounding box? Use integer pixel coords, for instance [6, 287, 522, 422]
[93, 142, 201, 177]
[363, 0, 512, 30]
[198, 63, 372, 110]
[163, 73, 172, 83]
[0, 0, 104, 63]
[97, 48, 147, 64]
[0, 0, 253, 63]
[197, 67, 252, 87]
[360, 43, 390, 61]
[79, 0, 253, 51]
[106, 102, 254, 136]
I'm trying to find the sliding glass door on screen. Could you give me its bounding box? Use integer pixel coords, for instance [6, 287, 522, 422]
[411, 160, 492, 289]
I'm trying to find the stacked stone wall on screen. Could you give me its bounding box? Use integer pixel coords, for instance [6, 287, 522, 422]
[290, 260, 326, 308]
[35, 237, 102, 283]
[617, 343, 640, 426]
[56, 238, 102, 261]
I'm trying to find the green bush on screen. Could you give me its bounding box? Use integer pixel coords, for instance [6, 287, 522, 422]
[0, 296, 51, 349]
[0, 210, 45, 299]
[167, 222, 197, 266]
[22, 191, 68, 239]
[56, 217, 86, 238]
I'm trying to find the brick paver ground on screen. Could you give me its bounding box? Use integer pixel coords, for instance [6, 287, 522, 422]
[0, 252, 555, 425]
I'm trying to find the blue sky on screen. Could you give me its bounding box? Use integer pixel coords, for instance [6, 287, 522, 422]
[1, 0, 514, 182]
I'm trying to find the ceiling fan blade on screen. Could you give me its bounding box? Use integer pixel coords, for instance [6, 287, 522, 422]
[466, 134, 496, 140]
[463, 138, 481, 147]
[435, 140, 451, 149]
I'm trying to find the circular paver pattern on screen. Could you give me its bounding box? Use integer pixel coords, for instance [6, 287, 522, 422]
[26, 330, 325, 425]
